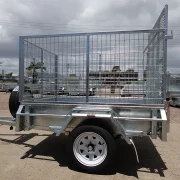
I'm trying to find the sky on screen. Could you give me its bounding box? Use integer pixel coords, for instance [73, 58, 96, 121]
[0, 0, 180, 74]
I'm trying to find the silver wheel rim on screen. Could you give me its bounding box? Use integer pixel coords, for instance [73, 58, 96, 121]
[73, 132, 107, 167]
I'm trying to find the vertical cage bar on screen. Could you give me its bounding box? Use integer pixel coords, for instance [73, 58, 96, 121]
[166, 71, 170, 93]
[40, 49, 43, 97]
[55, 55, 58, 98]
[163, 4, 168, 105]
[86, 35, 90, 103]
[19, 36, 24, 102]
[99, 54, 102, 95]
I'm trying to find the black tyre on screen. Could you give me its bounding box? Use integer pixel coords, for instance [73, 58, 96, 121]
[68, 125, 116, 173]
[9, 86, 20, 118]
[9, 86, 32, 118]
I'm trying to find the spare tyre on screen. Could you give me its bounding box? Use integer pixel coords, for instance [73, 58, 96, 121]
[9, 86, 32, 118]
[9, 86, 20, 118]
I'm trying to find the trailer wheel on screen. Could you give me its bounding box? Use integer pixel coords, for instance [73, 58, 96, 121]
[68, 125, 116, 172]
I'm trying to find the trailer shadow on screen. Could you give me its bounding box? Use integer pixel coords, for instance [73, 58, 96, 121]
[0, 133, 167, 178]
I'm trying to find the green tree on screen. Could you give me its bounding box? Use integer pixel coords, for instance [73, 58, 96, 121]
[111, 66, 121, 93]
[112, 66, 121, 72]
[143, 69, 147, 81]
[5, 72, 13, 79]
[26, 59, 46, 84]
[126, 68, 134, 72]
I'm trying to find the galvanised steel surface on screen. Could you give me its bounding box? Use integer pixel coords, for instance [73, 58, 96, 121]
[19, 6, 168, 106]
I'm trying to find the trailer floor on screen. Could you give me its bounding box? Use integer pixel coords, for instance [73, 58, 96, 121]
[0, 107, 180, 180]
[36, 95, 145, 104]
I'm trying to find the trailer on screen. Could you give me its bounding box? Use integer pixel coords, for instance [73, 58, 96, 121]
[0, 5, 173, 172]
[167, 73, 180, 106]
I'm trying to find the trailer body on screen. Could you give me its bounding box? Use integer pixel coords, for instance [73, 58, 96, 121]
[167, 73, 180, 106]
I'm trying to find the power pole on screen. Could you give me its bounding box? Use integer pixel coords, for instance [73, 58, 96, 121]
[0, 62, 3, 79]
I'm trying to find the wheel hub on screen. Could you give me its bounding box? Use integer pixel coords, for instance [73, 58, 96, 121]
[88, 143, 95, 152]
[73, 132, 107, 167]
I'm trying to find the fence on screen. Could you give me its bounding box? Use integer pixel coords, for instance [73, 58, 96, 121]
[0, 83, 17, 92]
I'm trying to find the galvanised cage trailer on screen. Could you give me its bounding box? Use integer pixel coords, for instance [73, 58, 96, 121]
[0, 5, 173, 172]
[167, 73, 180, 107]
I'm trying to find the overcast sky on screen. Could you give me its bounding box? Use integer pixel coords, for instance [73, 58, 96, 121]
[0, 0, 180, 74]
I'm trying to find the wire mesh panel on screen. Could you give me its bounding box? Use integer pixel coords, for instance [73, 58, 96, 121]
[88, 30, 165, 104]
[22, 35, 88, 102]
[153, 4, 168, 30]
[24, 39, 57, 99]
[145, 5, 167, 104]
[20, 29, 165, 105]
[145, 31, 165, 104]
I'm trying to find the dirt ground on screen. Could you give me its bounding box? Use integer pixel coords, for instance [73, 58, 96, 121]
[0, 92, 10, 110]
[0, 92, 11, 116]
[0, 93, 180, 180]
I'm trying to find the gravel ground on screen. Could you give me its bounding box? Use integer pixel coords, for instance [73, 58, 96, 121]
[169, 107, 180, 123]
[0, 93, 180, 180]
[0, 92, 10, 110]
